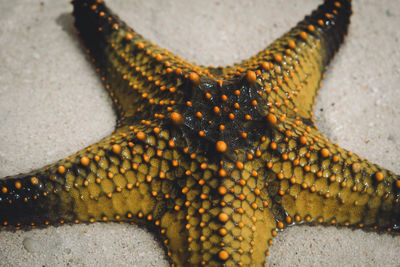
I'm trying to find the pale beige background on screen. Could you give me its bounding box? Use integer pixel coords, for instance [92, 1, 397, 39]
[0, 0, 399, 266]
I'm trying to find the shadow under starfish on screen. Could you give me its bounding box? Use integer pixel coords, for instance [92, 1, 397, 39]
[0, 0, 399, 266]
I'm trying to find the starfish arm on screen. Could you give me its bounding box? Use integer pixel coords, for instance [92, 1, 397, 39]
[263, 121, 400, 232]
[160, 205, 277, 266]
[72, 0, 209, 124]
[210, 154, 278, 266]
[160, 147, 280, 266]
[0, 121, 183, 229]
[217, 0, 351, 120]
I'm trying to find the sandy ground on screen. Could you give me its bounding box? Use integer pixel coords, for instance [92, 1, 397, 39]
[0, 0, 399, 266]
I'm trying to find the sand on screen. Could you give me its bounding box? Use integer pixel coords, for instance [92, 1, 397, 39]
[0, 0, 399, 266]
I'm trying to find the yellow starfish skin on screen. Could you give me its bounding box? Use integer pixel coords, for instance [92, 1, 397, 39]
[0, 0, 399, 266]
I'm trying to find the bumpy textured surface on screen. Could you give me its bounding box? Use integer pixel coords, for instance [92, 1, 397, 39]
[0, 0, 399, 266]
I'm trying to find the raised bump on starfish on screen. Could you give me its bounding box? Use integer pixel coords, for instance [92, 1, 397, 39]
[0, 0, 399, 266]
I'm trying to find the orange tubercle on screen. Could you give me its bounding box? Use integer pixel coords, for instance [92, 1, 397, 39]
[189, 72, 200, 85]
[216, 140, 228, 152]
[218, 250, 229, 261]
[170, 112, 183, 125]
[246, 71, 257, 83]
[80, 156, 90, 166]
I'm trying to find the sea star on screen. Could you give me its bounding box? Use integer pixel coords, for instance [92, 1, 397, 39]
[0, 0, 399, 266]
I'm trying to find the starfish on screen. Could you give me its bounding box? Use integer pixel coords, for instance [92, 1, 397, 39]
[0, 0, 399, 266]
